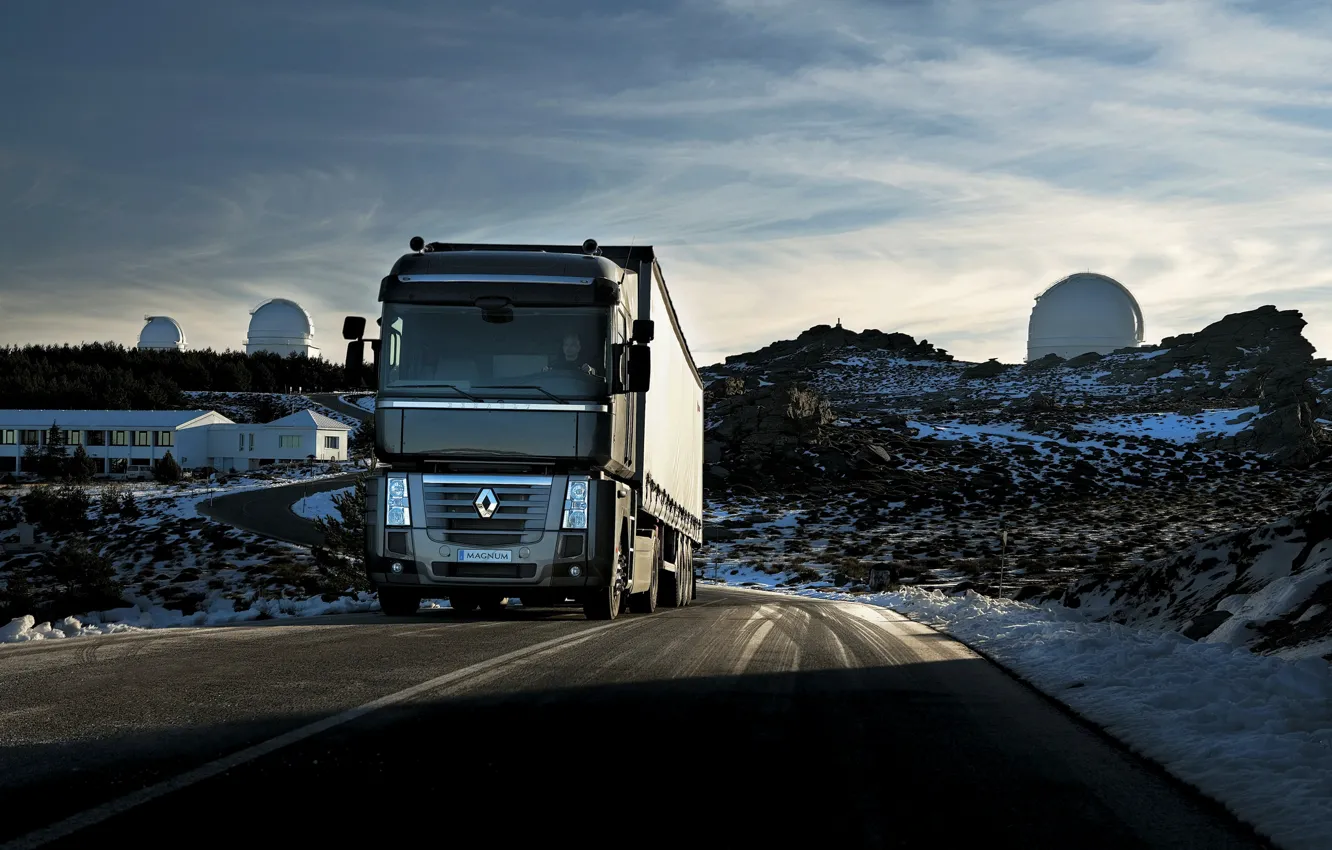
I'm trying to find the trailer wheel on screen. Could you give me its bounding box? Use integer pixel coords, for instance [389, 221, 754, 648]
[584, 545, 627, 620]
[379, 588, 420, 617]
[682, 540, 695, 605]
[628, 531, 660, 614]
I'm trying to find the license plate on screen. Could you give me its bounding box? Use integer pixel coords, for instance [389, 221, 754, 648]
[458, 549, 514, 563]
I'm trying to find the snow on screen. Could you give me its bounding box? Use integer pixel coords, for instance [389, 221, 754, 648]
[290, 486, 355, 520]
[0, 614, 146, 642]
[718, 582, 1332, 850]
[340, 393, 376, 412]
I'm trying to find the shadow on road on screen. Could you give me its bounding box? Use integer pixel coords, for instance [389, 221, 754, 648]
[1, 658, 1272, 850]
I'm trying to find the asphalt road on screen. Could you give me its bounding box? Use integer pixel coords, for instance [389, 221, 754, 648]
[0, 587, 1269, 849]
[196, 472, 362, 547]
[307, 392, 372, 422]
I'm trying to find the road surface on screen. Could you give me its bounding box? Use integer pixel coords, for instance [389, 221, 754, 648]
[0, 587, 1268, 849]
[196, 473, 361, 547]
[307, 392, 372, 422]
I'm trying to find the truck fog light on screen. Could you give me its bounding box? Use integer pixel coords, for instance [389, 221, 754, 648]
[519, 547, 531, 559]
[391, 561, 404, 574]
[439, 546, 451, 558]
[569, 565, 582, 578]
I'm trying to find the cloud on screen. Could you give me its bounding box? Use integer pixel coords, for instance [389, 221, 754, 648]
[1, 0, 1330, 367]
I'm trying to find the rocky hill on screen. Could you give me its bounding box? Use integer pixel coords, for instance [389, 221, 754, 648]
[697, 308, 1332, 659]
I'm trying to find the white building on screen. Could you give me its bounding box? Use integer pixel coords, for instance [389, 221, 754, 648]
[246, 298, 320, 358]
[207, 410, 351, 472]
[137, 316, 188, 351]
[1027, 273, 1145, 361]
[0, 409, 350, 478]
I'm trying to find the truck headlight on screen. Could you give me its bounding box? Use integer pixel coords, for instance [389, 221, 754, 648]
[387, 476, 411, 527]
[562, 479, 588, 529]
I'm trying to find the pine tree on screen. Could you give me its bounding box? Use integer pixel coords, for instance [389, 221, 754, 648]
[66, 444, 97, 481]
[35, 421, 69, 479]
[153, 451, 182, 483]
[350, 417, 376, 469]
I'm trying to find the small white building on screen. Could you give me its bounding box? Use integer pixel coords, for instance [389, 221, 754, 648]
[207, 410, 351, 472]
[137, 316, 188, 351]
[0, 409, 351, 477]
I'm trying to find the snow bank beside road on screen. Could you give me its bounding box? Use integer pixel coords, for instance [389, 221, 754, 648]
[290, 486, 354, 520]
[790, 586, 1332, 850]
[2, 591, 383, 644]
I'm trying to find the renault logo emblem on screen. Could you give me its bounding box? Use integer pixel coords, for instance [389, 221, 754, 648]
[474, 488, 500, 519]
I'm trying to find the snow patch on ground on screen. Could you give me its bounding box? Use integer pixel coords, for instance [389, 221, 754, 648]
[290, 486, 355, 520]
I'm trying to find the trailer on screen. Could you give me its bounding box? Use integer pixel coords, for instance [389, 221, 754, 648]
[345, 238, 703, 619]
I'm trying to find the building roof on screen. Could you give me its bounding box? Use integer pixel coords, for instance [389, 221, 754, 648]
[138, 316, 187, 349]
[248, 298, 314, 340]
[264, 410, 352, 430]
[0, 410, 232, 429]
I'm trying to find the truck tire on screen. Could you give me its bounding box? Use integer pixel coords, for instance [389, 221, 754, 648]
[628, 531, 659, 614]
[682, 541, 695, 606]
[379, 588, 420, 617]
[584, 547, 627, 620]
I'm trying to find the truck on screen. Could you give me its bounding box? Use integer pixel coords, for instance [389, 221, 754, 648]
[343, 238, 704, 620]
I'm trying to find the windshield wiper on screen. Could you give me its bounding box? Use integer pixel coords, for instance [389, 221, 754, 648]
[438, 384, 484, 402]
[473, 385, 570, 405]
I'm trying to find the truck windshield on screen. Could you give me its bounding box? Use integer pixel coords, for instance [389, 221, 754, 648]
[381, 304, 610, 400]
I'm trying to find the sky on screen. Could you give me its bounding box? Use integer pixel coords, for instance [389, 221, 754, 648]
[2, 0, 1331, 367]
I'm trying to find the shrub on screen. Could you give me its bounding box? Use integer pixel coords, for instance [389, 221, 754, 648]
[119, 492, 142, 519]
[313, 478, 370, 592]
[20, 484, 92, 535]
[153, 451, 182, 484]
[41, 538, 125, 617]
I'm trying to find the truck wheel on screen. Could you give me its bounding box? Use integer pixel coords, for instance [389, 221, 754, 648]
[450, 594, 478, 615]
[628, 532, 660, 614]
[684, 541, 696, 605]
[584, 547, 627, 620]
[379, 588, 420, 617]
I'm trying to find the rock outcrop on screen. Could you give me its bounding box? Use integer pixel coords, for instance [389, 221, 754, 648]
[717, 323, 952, 374]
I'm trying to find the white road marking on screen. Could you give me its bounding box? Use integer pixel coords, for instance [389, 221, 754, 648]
[0, 619, 635, 850]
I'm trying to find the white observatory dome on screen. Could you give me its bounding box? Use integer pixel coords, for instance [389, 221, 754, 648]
[1027, 273, 1144, 361]
[245, 298, 320, 358]
[137, 316, 187, 351]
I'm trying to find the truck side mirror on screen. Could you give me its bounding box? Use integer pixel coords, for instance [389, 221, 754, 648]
[627, 345, 651, 393]
[342, 316, 366, 341]
[345, 340, 365, 386]
[632, 319, 655, 344]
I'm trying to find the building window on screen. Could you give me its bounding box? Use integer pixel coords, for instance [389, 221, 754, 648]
[279, 435, 302, 449]
[0, 457, 15, 473]
[133, 431, 151, 447]
[111, 431, 128, 446]
[156, 431, 174, 447]
[324, 436, 340, 450]
[87, 430, 106, 446]
[0, 430, 14, 445]
[249, 433, 255, 451]
[20, 430, 40, 446]
[238, 433, 244, 451]
[64, 430, 83, 445]
[109, 458, 128, 474]
[129, 457, 152, 468]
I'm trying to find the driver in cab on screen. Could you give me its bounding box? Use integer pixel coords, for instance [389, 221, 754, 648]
[545, 332, 600, 377]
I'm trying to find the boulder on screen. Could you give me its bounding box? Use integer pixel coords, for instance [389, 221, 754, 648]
[962, 359, 1010, 379]
[1022, 353, 1065, 373]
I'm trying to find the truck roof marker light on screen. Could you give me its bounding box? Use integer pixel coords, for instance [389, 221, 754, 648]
[582, 238, 600, 256]
[409, 236, 425, 253]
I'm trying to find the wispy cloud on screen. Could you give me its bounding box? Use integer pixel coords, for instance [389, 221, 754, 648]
[1, 0, 1330, 366]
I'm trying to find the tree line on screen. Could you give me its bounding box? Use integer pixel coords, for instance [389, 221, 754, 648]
[0, 343, 359, 410]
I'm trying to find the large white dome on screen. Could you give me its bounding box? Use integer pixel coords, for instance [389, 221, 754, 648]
[1027, 273, 1144, 361]
[245, 298, 319, 358]
[137, 316, 187, 350]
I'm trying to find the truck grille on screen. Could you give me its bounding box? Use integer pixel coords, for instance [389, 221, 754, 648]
[422, 480, 551, 546]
